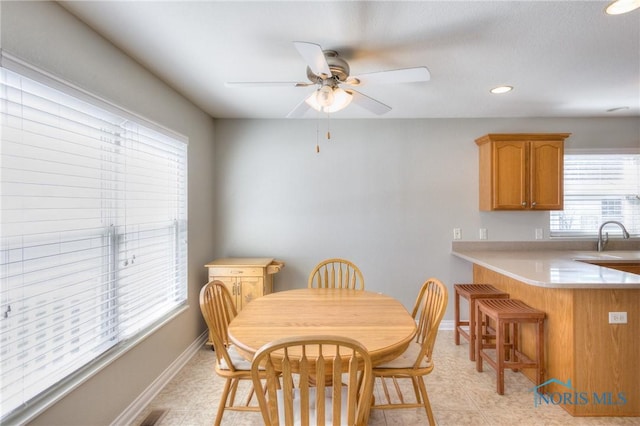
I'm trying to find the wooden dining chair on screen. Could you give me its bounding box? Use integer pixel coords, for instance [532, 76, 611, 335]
[370, 277, 448, 426]
[251, 335, 374, 426]
[199, 280, 264, 425]
[307, 258, 365, 290]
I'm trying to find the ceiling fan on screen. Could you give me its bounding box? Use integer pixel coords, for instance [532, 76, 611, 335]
[226, 41, 431, 118]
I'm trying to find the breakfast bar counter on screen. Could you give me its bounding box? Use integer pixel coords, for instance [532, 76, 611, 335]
[451, 241, 640, 417]
[451, 249, 640, 288]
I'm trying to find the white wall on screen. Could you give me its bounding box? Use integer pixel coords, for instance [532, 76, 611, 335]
[213, 117, 639, 313]
[1, 2, 216, 425]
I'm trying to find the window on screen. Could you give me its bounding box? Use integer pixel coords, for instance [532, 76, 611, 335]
[550, 151, 640, 237]
[0, 63, 188, 422]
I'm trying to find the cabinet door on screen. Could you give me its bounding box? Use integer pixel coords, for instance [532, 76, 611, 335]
[237, 276, 264, 310]
[214, 276, 240, 309]
[493, 141, 527, 209]
[529, 140, 563, 210]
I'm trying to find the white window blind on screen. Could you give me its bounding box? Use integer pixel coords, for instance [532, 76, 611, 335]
[0, 65, 188, 421]
[550, 152, 640, 237]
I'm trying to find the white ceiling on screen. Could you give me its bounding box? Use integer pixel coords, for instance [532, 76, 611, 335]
[59, 1, 640, 120]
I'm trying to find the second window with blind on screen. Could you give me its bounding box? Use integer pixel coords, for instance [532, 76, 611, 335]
[550, 151, 640, 237]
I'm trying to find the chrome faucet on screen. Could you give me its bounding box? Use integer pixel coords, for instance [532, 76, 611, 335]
[597, 221, 630, 252]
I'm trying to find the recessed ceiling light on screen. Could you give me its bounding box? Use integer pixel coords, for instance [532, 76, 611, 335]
[490, 86, 513, 94]
[605, 0, 640, 15]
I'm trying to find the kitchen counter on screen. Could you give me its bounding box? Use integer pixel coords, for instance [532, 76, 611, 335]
[451, 249, 640, 288]
[451, 241, 639, 417]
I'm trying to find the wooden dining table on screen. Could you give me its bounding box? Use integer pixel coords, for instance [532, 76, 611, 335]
[227, 288, 417, 365]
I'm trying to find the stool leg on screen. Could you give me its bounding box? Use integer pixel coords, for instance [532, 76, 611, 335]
[454, 290, 460, 345]
[509, 322, 519, 371]
[536, 319, 544, 386]
[475, 304, 483, 372]
[496, 320, 505, 395]
[509, 322, 516, 364]
[469, 299, 476, 361]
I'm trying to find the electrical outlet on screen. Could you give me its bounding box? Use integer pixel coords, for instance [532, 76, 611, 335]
[479, 228, 488, 240]
[453, 228, 461, 240]
[535, 228, 543, 240]
[609, 312, 627, 324]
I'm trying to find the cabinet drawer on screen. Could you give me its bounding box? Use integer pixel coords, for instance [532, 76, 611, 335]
[208, 267, 262, 277]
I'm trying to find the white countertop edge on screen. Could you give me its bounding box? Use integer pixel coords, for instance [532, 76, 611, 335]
[451, 250, 640, 289]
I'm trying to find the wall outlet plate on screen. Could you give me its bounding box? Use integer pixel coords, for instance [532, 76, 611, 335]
[453, 228, 461, 240]
[609, 312, 627, 324]
[535, 228, 543, 240]
[479, 228, 488, 240]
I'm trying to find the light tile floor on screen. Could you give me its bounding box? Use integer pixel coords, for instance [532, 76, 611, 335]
[134, 331, 639, 425]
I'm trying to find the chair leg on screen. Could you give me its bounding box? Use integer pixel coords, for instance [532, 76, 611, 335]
[417, 377, 436, 426]
[243, 384, 255, 406]
[228, 378, 240, 406]
[379, 377, 392, 405]
[215, 378, 233, 426]
[411, 376, 422, 404]
[392, 377, 405, 404]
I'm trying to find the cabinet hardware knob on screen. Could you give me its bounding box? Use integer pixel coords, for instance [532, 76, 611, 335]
[532, 201, 537, 206]
[521, 202, 527, 206]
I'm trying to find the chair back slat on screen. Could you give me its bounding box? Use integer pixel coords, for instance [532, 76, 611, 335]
[251, 335, 373, 426]
[308, 258, 365, 290]
[299, 347, 310, 425]
[281, 348, 295, 425]
[264, 354, 280, 422]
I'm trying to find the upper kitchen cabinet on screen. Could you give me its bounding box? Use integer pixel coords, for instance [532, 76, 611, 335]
[475, 133, 571, 211]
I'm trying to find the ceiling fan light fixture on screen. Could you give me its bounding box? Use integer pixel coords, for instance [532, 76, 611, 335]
[605, 0, 640, 14]
[306, 87, 353, 113]
[329, 88, 353, 112]
[316, 85, 334, 107]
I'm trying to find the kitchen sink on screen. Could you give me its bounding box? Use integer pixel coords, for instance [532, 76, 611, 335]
[573, 254, 621, 261]
[574, 257, 640, 275]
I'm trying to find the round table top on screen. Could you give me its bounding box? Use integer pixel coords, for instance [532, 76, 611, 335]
[228, 288, 417, 365]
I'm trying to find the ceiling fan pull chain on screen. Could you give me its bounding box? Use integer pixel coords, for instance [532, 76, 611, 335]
[316, 111, 320, 153]
[326, 112, 331, 140]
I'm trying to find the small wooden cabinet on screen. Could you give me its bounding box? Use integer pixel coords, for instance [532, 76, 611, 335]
[205, 258, 284, 311]
[475, 133, 570, 211]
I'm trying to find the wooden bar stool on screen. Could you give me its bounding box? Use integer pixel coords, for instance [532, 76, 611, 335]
[454, 284, 509, 361]
[475, 298, 545, 395]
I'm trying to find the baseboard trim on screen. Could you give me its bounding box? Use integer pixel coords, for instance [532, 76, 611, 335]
[111, 331, 208, 426]
[439, 319, 454, 331]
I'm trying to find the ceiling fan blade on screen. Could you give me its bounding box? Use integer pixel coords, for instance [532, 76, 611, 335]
[349, 67, 431, 86]
[293, 41, 331, 78]
[286, 93, 314, 118]
[349, 90, 392, 115]
[226, 81, 312, 88]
